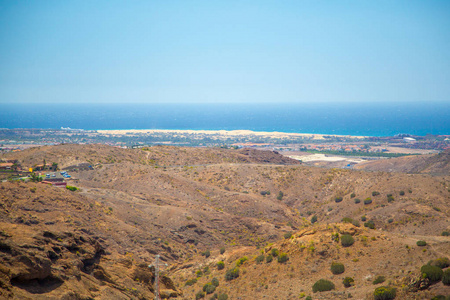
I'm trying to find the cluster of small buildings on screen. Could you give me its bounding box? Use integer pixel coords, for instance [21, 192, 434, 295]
[41, 171, 71, 188]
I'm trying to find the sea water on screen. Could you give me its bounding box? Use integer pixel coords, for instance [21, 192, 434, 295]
[1, 102, 449, 136]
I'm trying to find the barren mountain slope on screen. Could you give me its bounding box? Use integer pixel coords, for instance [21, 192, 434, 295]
[1, 145, 449, 299]
[355, 150, 450, 176]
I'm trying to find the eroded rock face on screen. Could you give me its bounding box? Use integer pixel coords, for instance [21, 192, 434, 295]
[0, 226, 181, 299]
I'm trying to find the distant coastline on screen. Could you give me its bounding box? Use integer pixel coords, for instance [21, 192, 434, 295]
[1, 102, 449, 137]
[97, 129, 368, 139]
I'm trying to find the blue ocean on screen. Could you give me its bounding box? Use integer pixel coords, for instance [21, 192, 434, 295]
[1, 102, 449, 136]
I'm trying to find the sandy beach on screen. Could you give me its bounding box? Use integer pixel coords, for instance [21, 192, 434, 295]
[97, 129, 367, 140]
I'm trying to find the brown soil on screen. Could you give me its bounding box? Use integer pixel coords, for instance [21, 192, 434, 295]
[0, 145, 449, 299]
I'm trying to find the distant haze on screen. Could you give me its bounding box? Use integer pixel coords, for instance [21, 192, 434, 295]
[0, 1, 449, 104]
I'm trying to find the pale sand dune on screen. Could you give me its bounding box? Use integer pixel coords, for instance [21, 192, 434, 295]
[97, 129, 366, 140]
[287, 154, 365, 163]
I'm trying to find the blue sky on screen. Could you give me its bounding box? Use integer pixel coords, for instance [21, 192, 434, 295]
[0, 1, 449, 104]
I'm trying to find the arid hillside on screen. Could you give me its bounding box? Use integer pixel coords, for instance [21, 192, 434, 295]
[355, 149, 450, 176]
[0, 144, 449, 299]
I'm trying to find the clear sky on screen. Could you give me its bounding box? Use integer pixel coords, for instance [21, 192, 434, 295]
[0, 0, 449, 104]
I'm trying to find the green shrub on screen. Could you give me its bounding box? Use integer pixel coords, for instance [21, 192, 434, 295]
[372, 191, 380, 196]
[335, 196, 343, 203]
[266, 255, 273, 263]
[429, 257, 450, 269]
[277, 191, 284, 200]
[260, 190, 270, 196]
[399, 191, 405, 196]
[185, 278, 197, 286]
[203, 283, 216, 294]
[341, 234, 355, 247]
[421, 264, 443, 282]
[373, 286, 396, 300]
[225, 267, 239, 281]
[416, 240, 427, 246]
[277, 253, 289, 263]
[387, 195, 394, 203]
[352, 219, 360, 227]
[350, 193, 356, 198]
[388, 219, 394, 223]
[284, 232, 292, 239]
[441, 231, 450, 236]
[220, 247, 226, 254]
[364, 221, 375, 229]
[236, 256, 248, 266]
[342, 217, 353, 223]
[202, 250, 211, 258]
[66, 185, 79, 191]
[311, 215, 318, 224]
[312, 279, 335, 292]
[361, 216, 367, 222]
[271, 248, 279, 257]
[217, 261, 225, 270]
[305, 297, 312, 300]
[218, 294, 228, 300]
[354, 198, 361, 204]
[330, 262, 345, 275]
[343, 277, 354, 287]
[196, 291, 205, 299]
[442, 268, 450, 285]
[255, 254, 264, 264]
[364, 198, 372, 205]
[211, 277, 219, 287]
[373, 275, 386, 284]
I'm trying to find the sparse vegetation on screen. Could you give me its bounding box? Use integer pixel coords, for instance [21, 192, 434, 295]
[266, 255, 273, 263]
[429, 257, 450, 269]
[312, 279, 335, 293]
[442, 231, 450, 236]
[364, 221, 375, 229]
[416, 240, 427, 246]
[185, 278, 197, 286]
[373, 275, 386, 284]
[220, 247, 226, 254]
[277, 191, 284, 200]
[196, 291, 205, 299]
[225, 267, 239, 281]
[343, 277, 354, 287]
[203, 283, 216, 294]
[66, 185, 79, 191]
[373, 286, 396, 300]
[271, 248, 279, 257]
[341, 234, 355, 247]
[420, 264, 443, 282]
[442, 269, 450, 285]
[277, 253, 289, 263]
[211, 277, 219, 287]
[255, 254, 264, 264]
[284, 232, 292, 239]
[372, 191, 380, 196]
[236, 256, 248, 266]
[330, 262, 345, 275]
[201, 250, 211, 258]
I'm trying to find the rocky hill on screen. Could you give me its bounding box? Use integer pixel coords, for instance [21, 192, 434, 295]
[0, 145, 449, 299]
